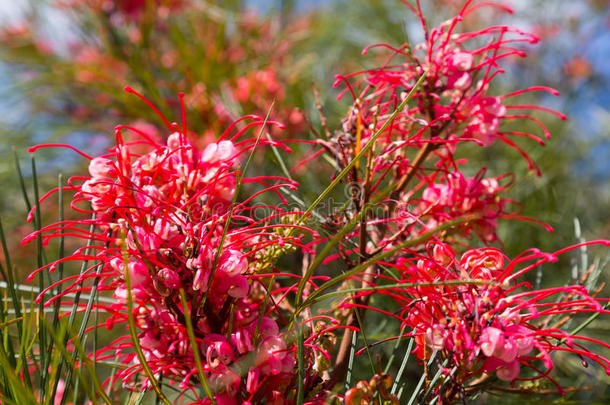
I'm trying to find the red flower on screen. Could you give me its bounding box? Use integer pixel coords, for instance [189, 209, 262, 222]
[334, 0, 565, 174]
[374, 241, 610, 393]
[24, 89, 329, 404]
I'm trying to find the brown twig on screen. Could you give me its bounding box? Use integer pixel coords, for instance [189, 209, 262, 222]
[313, 85, 331, 140]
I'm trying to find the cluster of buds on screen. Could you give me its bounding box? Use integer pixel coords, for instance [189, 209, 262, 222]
[344, 372, 398, 405]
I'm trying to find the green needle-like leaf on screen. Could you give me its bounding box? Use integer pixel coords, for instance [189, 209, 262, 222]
[179, 289, 217, 405]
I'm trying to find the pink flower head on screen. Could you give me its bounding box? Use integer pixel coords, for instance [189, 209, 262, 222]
[378, 240, 610, 390]
[416, 171, 510, 242]
[88, 156, 118, 178]
[335, 0, 565, 179]
[24, 88, 325, 403]
[448, 52, 474, 72]
[479, 327, 506, 358]
[218, 249, 248, 276]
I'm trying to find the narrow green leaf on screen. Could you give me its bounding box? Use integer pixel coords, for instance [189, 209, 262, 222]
[352, 297, 376, 375]
[43, 320, 67, 405]
[384, 324, 407, 375]
[55, 220, 97, 405]
[426, 366, 457, 404]
[0, 219, 24, 336]
[0, 342, 38, 404]
[345, 328, 357, 392]
[61, 321, 113, 405]
[13, 149, 32, 213]
[295, 321, 305, 405]
[390, 329, 416, 395]
[48, 174, 65, 403]
[405, 352, 437, 404]
[51, 174, 65, 331]
[134, 390, 148, 405]
[420, 356, 451, 403]
[123, 234, 172, 405]
[40, 318, 99, 405]
[0, 317, 24, 329]
[0, 220, 24, 378]
[30, 155, 49, 398]
[266, 132, 293, 181]
[179, 289, 217, 404]
[61, 229, 110, 405]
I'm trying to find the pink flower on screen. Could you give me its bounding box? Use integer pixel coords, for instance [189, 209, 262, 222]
[88, 157, 118, 177]
[375, 241, 610, 390]
[335, 0, 565, 178]
[479, 327, 506, 358]
[484, 357, 521, 382]
[200, 140, 238, 165]
[448, 52, 474, 71]
[218, 249, 248, 276]
[416, 172, 510, 242]
[24, 88, 327, 404]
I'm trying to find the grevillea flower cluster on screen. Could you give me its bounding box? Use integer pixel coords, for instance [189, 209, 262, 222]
[374, 242, 610, 399]
[23, 89, 337, 404]
[415, 170, 512, 242]
[336, 0, 565, 162]
[313, 0, 564, 278]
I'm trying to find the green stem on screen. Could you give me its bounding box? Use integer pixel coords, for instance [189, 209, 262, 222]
[179, 289, 217, 404]
[123, 233, 171, 405]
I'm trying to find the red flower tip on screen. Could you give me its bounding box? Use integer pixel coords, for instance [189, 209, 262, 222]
[21, 233, 35, 245]
[332, 75, 343, 88]
[26, 209, 35, 224]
